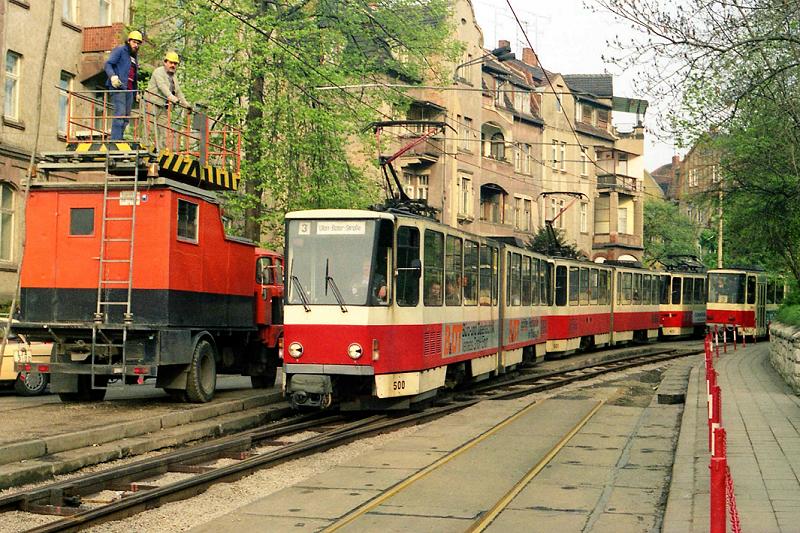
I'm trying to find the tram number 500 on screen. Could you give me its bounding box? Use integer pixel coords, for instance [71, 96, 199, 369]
[392, 380, 406, 391]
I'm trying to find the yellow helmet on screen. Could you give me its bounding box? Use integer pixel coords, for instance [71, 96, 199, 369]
[164, 51, 180, 63]
[127, 30, 143, 42]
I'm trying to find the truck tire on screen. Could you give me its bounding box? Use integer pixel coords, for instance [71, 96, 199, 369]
[186, 340, 216, 403]
[14, 372, 49, 396]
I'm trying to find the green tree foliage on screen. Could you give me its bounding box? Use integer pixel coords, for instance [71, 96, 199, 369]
[642, 198, 699, 268]
[134, 0, 458, 246]
[527, 225, 581, 259]
[597, 0, 800, 283]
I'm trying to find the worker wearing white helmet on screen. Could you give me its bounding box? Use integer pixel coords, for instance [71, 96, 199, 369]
[104, 30, 143, 140]
[146, 51, 191, 150]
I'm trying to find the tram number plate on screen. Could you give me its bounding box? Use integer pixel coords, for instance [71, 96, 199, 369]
[392, 380, 406, 391]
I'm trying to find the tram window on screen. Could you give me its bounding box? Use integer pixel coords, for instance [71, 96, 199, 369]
[645, 275, 654, 305]
[580, 268, 589, 305]
[445, 236, 463, 306]
[479, 245, 496, 306]
[682, 277, 693, 304]
[767, 281, 776, 304]
[632, 273, 642, 304]
[589, 269, 598, 305]
[531, 259, 540, 305]
[598, 270, 608, 305]
[510, 253, 522, 306]
[543, 262, 554, 306]
[623, 273, 633, 304]
[569, 267, 580, 306]
[555, 265, 568, 306]
[463, 240, 478, 306]
[617, 273, 623, 305]
[70, 207, 94, 236]
[396, 226, 420, 307]
[660, 276, 669, 304]
[670, 277, 681, 305]
[506, 253, 512, 306]
[652, 275, 660, 304]
[423, 230, 444, 306]
[777, 283, 785, 303]
[492, 247, 499, 305]
[694, 277, 704, 304]
[522, 256, 532, 306]
[747, 276, 756, 304]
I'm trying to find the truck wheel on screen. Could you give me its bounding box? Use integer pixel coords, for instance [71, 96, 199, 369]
[186, 340, 216, 403]
[14, 372, 49, 396]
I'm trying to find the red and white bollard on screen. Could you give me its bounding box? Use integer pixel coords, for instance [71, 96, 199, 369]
[710, 426, 727, 533]
[733, 326, 737, 351]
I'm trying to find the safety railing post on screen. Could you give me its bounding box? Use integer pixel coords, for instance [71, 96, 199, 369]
[723, 327, 727, 354]
[710, 427, 727, 533]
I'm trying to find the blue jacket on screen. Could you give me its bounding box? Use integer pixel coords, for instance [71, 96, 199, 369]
[104, 44, 138, 90]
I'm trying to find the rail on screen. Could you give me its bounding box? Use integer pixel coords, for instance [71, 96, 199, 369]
[63, 89, 241, 175]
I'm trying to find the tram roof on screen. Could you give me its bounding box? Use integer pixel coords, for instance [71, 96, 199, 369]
[286, 209, 397, 221]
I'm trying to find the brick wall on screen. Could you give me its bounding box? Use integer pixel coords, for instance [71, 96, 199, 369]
[83, 23, 125, 53]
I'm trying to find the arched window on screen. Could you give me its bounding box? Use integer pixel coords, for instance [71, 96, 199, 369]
[490, 132, 505, 160]
[0, 183, 14, 261]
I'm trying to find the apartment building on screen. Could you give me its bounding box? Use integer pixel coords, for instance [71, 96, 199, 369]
[677, 138, 721, 229]
[386, 0, 648, 262]
[0, 0, 129, 301]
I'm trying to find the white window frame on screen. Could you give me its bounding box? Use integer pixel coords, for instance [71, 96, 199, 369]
[580, 202, 588, 233]
[458, 175, 473, 217]
[4, 51, 21, 121]
[58, 71, 74, 135]
[417, 175, 429, 201]
[575, 103, 582, 123]
[62, 0, 77, 23]
[580, 152, 588, 176]
[522, 144, 531, 175]
[560, 142, 566, 171]
[618, 207, 628, 234]
[98, 0, 111, 25]
[551, 140, 558, 168]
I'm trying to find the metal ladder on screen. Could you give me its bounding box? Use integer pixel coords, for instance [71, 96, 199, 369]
[91, 150, 142, 390]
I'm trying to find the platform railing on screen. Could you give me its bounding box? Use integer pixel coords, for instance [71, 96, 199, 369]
[63, 88, 242, 176]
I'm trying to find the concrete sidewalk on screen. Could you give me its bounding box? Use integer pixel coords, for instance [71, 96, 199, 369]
[664, 342, 800, 532]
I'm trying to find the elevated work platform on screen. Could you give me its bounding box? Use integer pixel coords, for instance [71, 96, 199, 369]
[43, 89, 242, 192]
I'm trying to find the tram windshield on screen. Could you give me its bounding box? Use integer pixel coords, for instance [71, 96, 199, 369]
[286, 219, 390, 307]
[708, 273, 746, 304]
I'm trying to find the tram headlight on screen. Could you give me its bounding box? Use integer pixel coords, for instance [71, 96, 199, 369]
[287, 342, 303, 359]
[347, 343, 363, 360]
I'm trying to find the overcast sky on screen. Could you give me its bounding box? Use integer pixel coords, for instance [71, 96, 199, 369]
[471, 0, 678, 172]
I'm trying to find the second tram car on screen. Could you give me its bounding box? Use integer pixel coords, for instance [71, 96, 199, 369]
[706, 268, 774, 339]
[660, 271, 707, 337]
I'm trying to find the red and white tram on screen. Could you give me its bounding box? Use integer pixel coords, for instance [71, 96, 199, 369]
[706, 268, 787, 340]
[283, 209, 668, 410]
[659, 271, 707, 337]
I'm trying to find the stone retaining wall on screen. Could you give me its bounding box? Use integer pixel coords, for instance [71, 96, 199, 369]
[769, 322, 800, 394]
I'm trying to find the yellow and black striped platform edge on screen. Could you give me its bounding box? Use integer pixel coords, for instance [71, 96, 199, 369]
[66, 141, 139, 152]
[158, 151, 239, 191]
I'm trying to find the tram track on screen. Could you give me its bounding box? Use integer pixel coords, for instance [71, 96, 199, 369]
[2, 345, 702, 532]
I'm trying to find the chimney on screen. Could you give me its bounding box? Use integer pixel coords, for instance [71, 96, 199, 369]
[522, 47, 539, 67]
[498, 39, 510, 50]
[672, 155, 681, 167]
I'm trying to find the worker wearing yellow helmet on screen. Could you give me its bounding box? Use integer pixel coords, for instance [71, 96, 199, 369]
[104, 29, 144, 140]
[146, 51, 191, 150]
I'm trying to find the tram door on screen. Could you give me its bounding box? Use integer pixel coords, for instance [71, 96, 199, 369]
[756, 276, 767, 336]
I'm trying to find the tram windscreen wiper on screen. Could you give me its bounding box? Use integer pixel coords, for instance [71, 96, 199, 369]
[289, 260, 311, 312]
[325, 258, 348, 313]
